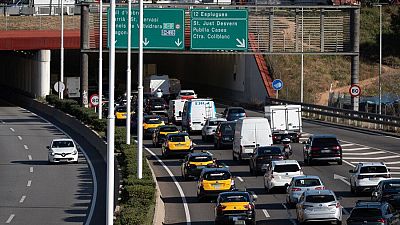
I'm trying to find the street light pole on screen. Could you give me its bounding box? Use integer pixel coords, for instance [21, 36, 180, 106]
[137, 0, 144, 179]
[300, 7, 304, 103]
[60, 0, 64, 100]
[126, 0, 132, 145]
[378, 4, 382, 115]
[98, 0, 103, 119]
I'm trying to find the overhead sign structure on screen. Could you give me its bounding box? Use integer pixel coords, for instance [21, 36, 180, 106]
[190, 9, 248, 51]
[272, 79, 283, 91]
[108, 8, 185, 50]
[349, 84, 361, 97]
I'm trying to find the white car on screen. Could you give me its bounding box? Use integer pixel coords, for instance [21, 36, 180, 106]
[47, 139, 79, 163]
[177, 90, 197, 100]
[201, 117, 226, 141]
[349, 162, 391, 194]
[264, 160, 303, 193]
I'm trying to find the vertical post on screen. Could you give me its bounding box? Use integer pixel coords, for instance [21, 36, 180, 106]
[137, 0, 144, 179]
[107, 0, 116, 224]
[126, 0, 132, 145]
[378, 5, 382, 115]
[98, 0, 103, 119]
[295, 9, 299, 52]
[300, 7, 304, 103]
[269, 8, 274, 52]
[320, 9, 324, 52]
[276, 90, 279, 99]
[60, 0, 64, 99]
[80, 3, 89, 107]
[350, 7, 360, 111]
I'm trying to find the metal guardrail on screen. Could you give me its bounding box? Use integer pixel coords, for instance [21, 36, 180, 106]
[266, 97, 400, 133]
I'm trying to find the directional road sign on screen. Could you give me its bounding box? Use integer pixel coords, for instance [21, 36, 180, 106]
[108, 8, 185, 50]
[272, 79, 283, 91]
[190, 9, 248, 51]
[349, 84, 361, 97]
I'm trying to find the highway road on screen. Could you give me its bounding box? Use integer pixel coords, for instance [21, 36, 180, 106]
[146, 103, 400, 225]
[0, 99, 96, 225]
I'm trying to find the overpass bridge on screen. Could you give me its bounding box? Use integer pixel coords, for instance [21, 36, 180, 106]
[0, 3, 360, 108]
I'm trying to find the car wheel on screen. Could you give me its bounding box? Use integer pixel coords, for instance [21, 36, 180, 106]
[350, 184, 355, 194]
[216, 141, 221, 150]
[201, 134, 205, 141]
[249, 165, 254, 175]
[214, 142, 218, 149]
[232, 151, 237, 161]
[338, 159, 343, 165]
[152, 142, 156, 147]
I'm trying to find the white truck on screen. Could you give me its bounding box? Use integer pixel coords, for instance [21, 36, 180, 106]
[264, 105, 302, 143]
[144, 74, 181, 99]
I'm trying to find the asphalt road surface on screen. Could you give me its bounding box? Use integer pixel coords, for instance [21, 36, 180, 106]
[145, 103, 400, 225]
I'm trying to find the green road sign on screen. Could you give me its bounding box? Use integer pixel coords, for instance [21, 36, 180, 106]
[108, 8, 185, 50]
[190, 9, 248, 51]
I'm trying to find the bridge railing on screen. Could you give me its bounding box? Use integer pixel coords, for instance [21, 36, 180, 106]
[266, 97, 400, 134]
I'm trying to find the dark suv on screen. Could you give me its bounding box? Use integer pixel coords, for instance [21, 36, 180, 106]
[303, 134, 342, 165]
[214, 121, 236, 149]
[249, 146, 285, 175]
[145, 97, 168, 113]
[223, 107, 246, 121]
[372, 179, 400, 210]
[347, 201, 400, 225]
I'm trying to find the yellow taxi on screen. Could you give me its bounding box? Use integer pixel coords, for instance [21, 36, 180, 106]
[161, 133, 193, 158]
[143, 115, 165, 138]
[215, 191, 257, 225]
[115, 106, 134, 122]
[152, 125, 179, 147]
[197, 167, 235, 201]
[181, 151, 216, 180]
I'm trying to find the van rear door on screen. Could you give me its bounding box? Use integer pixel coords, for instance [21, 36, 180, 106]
[241, 122, 256, 154]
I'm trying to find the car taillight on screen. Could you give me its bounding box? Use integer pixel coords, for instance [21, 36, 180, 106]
[335, 202, 341, 208]
[311, 147, 320, 151]
[216, 204, 227, 213]
[291, 188, 301, 191]
[383, 174, 391, 178]
[273, 135, 279, 140]
[377, 218, 385, 223]
[244, 204, 253, 210]
[230, 179, 235, 186]
[334, 146, 342, 150]
[315, 186, 325, 190]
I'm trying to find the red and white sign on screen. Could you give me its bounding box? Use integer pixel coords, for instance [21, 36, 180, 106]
[349, 84, 361, 97]
[90, 94, 99, 107]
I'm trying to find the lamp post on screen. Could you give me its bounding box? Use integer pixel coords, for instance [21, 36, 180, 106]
[126, 0, 132, 145]
[300, 7, 304, 103]
[378, 4, 382, 115]
[59, 0, 64, 100]
[98, 0, 103, 119]
[137, 0, 144, 179]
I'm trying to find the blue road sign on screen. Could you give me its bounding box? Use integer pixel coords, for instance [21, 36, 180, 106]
[272, 79, 283, 91]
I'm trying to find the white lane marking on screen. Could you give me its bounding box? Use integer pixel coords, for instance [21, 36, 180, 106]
[281, 203, 297, 225]
[382, 161, 400, 165]
[334, 174, 350, 186]
[343, 151, 385, 155]
[389, 172, 400, 175]
[387, 167, 400, 170]
[343, 160, 355, 167]
[19, 195, 26, 203]
[24, 145, 29, 150]
[27, 180, 32, 187]
[10, 128, 15, 132]
[341, 143, 355, 147]
[342, 147, 370, 151]
[30, 167, 33, 173]
[17, 136, 22, 140]
[5, 214, 15, 223]
[345, 155, 400, 160]
[237, 176, 244, 182]
[32, 113, 98, 225]
[262, 209, 270, 218]
[385, 136, 400, 140]
[28, 155, 32, 160]
[144, 146, 191, 225]
[343, 208, 350, 215]
[339, 140, 400, 158]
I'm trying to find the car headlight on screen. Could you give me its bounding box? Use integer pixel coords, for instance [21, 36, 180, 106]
[72, 150, 78, 155]
[50, 151, 55, 156]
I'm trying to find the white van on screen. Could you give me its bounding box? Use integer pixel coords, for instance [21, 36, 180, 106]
[168, 99, 187, 124]
[181, 98, 216, 133]
[233, 117, 273, 161]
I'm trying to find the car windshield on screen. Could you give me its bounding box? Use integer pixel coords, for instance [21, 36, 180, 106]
[305, 195, 335, 203]
[229, 108, 245, 114]
[145, 117, 161, 124]
[221, 124, 235, 134]
[209, 120, 221, 126]
[160, 126, 178, 132]
[383, 182, 400, 191]
[52, 141, 74, 148]
[312, 138, 339, 147]
[274, 164, 300, 173]
[190, 156, 213, 162]
[169, 135, 188, 142]
[360, 166, 387, 173]
[294, 179, 322, 187]
[350, 208, 382, 218]
[220, 194, 250, 203]
[204, 172, 231, 180]
[258, 147, 282, 155]
[116, 107, 126, 112]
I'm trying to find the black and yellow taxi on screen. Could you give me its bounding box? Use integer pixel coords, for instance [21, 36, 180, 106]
[181, 152, 217, 180]
[161, 133, 193, 158]
[215, 191, 257, 225]
[143, 115, 165, 138]
[152, 125, 179, 147]
[115, 106, 134, 124]
[197, 167, 235, 201]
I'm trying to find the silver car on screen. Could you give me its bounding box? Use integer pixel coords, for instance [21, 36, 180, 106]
[201, 118, 226, 141]
[286, 175, 325, 207]
[296, 189, 342, 225]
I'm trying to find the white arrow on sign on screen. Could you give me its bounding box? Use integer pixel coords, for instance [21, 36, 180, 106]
[143, 38, 149, 46]
[334, 174, 350, 186]
[236, 38, 245, 48]
[175, 38, 182, 47]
